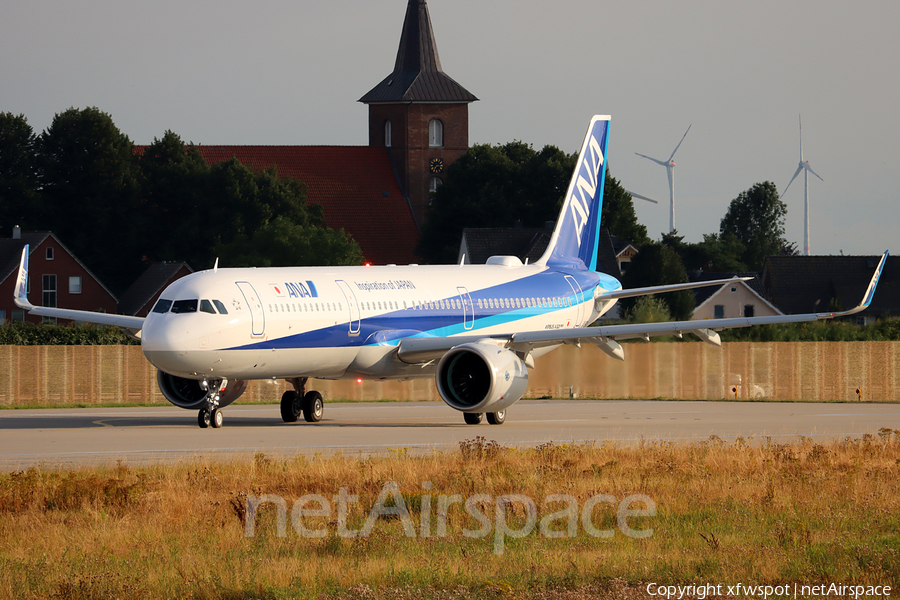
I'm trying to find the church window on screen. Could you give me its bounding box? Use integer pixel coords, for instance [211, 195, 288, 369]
[384, 120, 392, 147]
[429, 119, 443, 147]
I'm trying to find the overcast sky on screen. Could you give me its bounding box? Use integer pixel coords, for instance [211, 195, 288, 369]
[2, 1, 897, 257]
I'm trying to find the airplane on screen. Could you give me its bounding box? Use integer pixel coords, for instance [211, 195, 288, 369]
[14, 115, 888, 429]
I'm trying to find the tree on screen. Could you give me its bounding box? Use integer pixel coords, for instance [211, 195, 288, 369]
[38, 107, 141, 293]
[621, 242, 694, 321]
[136, 131, 361, 270]
[215, 216, 363, 268]
[663, 230, 748, 273]
[601, 172, 650, 248]
[417, 143, 651, 265]
[719, 181, 789, 271]
[0, 113, 39, 230]
[417, 142, 576, 263]
[624, 295, 672, 324]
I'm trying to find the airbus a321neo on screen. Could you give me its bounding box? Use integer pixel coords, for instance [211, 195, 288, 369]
[14, 115, 887, 428]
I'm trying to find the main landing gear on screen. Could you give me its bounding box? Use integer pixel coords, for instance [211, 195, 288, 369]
[197, 378, 228, 429]
[280, 377, 324, 423]
[463, 410, 506, 425]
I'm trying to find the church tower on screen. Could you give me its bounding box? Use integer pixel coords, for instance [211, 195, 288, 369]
[359, 0, 477, 227]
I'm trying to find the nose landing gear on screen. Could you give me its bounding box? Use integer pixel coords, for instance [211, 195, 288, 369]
[197, 378, 228, 429]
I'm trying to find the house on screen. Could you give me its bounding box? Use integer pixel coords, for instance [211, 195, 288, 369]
[0, 227, 118, 324]
[118, 262, 194, 317]
[691, 272, 781, 320]
[762, 255, 900, 325]
[134, 0, 476, 267]
[611, 235, 639, 275]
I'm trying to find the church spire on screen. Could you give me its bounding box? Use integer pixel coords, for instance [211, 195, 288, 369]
[359, 0, 477, 104]
[393, 0, 442, 73]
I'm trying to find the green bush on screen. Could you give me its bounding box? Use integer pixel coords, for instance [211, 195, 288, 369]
[0, 322, 139, 345]
[719, 318, 900, 342]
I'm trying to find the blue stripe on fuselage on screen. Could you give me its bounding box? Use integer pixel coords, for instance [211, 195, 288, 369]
[222, 269, 617, 352]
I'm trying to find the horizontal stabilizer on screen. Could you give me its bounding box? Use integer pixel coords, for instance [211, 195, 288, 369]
[597, 276, 753, 301]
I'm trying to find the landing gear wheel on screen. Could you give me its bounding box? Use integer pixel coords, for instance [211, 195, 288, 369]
[211, 408, 224, 428]
[198, 409, 210, 428]
[303, 391, 324, 423]
[280, 390, 301, 423]
[463, 412, 483, 425]
[487, 410, 506, 425]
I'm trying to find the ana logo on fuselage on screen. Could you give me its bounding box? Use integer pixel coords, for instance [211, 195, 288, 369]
[568, 133, 605, 246]
[285, 281, 319, 299]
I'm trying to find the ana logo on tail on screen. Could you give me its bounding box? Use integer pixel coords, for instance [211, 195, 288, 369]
[569, 133, 606, 247]
[540, 115, 610, 271]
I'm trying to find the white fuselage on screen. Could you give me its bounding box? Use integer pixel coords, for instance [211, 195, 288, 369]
[141, 262, 621, 382]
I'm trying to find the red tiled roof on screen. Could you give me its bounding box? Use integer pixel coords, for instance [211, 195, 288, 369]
[197, 146, 420, 265]
[135, 145, 420, 266]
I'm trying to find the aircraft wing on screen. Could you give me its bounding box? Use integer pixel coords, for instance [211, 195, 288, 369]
[13, 246, 145, 334]
[398, 250, 888, 364]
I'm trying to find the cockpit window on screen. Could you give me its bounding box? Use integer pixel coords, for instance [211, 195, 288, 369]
[170, 299, 198, 314]
[152, 299, 172, 314]
[199, 299, 216, 314]
[212, 300, 228, 315]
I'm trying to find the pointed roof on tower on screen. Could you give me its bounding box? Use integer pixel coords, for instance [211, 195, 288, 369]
[359, 0, 477, 104]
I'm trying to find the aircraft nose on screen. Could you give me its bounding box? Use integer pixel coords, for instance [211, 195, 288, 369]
[140, 313, 184, 353]
[141, 314, 209, 377]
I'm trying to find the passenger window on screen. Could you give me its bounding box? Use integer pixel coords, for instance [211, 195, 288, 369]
[152, 299, 172, 314]
[212, 299, 228, 314]
[199, 300, 216, 314]
[171, 299, 198, 314]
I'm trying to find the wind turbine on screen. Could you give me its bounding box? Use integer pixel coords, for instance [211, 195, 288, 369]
[780, 115, 823, 256]
[623, 191, 659, 204]
[634, 124, 692, 233]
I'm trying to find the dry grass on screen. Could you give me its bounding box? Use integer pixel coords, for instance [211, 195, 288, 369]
[1, 432, 899, 599]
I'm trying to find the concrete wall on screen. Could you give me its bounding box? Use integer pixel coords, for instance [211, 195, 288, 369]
[1, 342, 897, 407]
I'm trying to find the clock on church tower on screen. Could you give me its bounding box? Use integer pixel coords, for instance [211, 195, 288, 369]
[359, 0, 478, 227]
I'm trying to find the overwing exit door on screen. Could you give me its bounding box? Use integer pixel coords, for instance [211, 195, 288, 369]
[564, 275, 585, 326]
[457, 286, 474, 330]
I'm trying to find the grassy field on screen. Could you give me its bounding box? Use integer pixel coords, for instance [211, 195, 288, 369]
[1, 434, 898, 599]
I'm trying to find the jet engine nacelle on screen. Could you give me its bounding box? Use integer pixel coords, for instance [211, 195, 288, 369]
[435, 343, 528, 413]
[156, 371, 248, 410]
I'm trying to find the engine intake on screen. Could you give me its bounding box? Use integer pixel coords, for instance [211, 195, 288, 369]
[436, 343, 528, 413]
[156, 371, 247, 409]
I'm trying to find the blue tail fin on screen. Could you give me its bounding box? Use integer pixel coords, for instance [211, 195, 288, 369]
[536, 115, 610, 271]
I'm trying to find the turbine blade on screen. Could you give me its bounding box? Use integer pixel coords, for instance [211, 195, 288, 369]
[781, 164, 803, 197]
[634, 152, 668, 167]
[805, 164, 824, 182]
[625, 190, 660, 204]
[668, 124, 692, 162]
